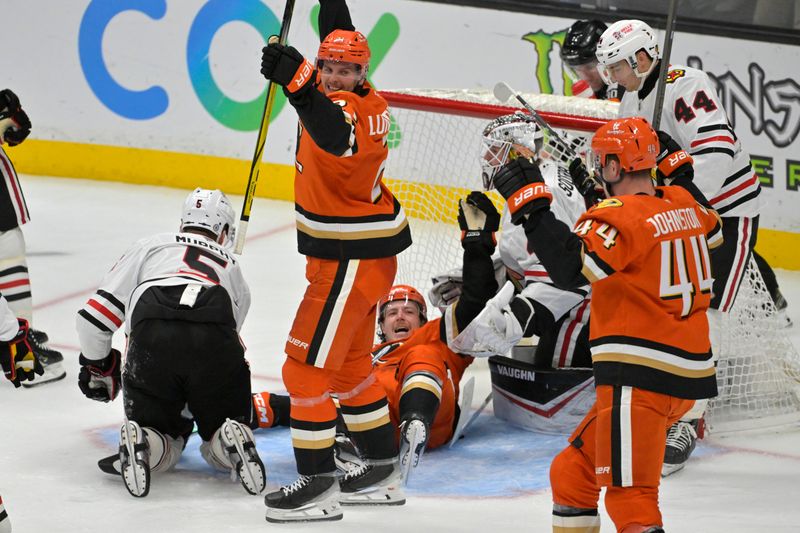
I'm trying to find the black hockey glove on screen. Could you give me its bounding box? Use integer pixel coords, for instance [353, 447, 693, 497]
[261, 39, 315, 95]
[458, 191, 500, 249]
[493, 158, 552, 225]
[2, 109, 31, 147]
[0, 89, 22, 115]
[568, 158, 605, 205]
[0, 318, 43, 388]
[655, 130, 694, 185]
[78, 348, 121, 402]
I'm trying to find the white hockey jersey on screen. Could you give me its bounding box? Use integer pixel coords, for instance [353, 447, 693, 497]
[76, 232, 250, 360]
[618, 64, 762, 218]
[498, 160, 590, 321]
[0, 293, 19, 341]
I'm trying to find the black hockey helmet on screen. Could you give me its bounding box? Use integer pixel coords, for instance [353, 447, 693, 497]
[560, 20, 608, 66]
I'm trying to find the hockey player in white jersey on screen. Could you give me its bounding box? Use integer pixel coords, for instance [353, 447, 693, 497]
[432, 113, 595, 433]
[76, 188, 265, 498]
[594, 19, 762, 475]
[0, 88, 65, 386]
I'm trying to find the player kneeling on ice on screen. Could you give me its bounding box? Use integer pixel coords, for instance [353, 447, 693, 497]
[75, 188, 265, 498]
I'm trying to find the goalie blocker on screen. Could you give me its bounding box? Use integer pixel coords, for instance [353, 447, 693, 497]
[489, 355, 593, 435]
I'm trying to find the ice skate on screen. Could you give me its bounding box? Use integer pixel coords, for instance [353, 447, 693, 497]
[662, 420, 698, 477]
[22, 329, 65, 387]
[119, 420, 150, 497]
[265, 475, 342, 523]
[219, 418, 266, 495]
[398, 417, 428, 485]
[340, 459, 405, 505]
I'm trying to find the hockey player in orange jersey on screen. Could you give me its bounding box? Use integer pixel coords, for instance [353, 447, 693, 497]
[259, 0, 412, 522]
[492, 116, 722, 532]
[250, 192, 500, 484]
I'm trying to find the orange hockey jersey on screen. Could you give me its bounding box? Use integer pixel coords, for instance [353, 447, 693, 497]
[294, 81, 411, 260]
[372, 318, 473, 449]
[575, 186, 722, 399]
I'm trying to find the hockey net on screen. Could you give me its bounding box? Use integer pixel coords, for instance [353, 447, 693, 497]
[382, 88, 800, 434]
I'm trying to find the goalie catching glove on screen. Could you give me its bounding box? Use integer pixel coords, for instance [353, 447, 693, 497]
[0, 318, 43, 387]
[493, 158, 552, 225]
[78, 348, 121, 402]
[655, 130, 694, 185]
[260, 38, 315, 95]
[458, 191, 500, 248]
[450, 281, 534, 357]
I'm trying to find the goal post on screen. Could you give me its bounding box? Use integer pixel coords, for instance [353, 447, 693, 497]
[382, 87, 800, 434]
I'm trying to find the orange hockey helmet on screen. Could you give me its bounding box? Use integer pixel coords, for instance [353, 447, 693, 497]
[591, 116, 659, 173]
[378, 285, 427, 324]
[317, 29, 371, 67]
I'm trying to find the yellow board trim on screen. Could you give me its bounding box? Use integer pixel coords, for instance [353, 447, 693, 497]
[10, 140, 800, 270]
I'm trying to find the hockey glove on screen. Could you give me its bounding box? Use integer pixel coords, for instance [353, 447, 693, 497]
[568, 158, 605, 205]
[655, 130, 694, 185]
[0, 319, 43, 387]
[1, 109, 31, 147]
[458, 191, 500, 248]
[493, 158, 552, 225]
[0, 89, 21, 115]
[78, 348, 121, 402]
[457, 281, 530, 357]
[261, 40, 315, 95]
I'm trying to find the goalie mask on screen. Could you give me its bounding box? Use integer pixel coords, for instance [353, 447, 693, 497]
[377, 285, 428, 342]
[180, 188, 236, 248]
[595, 20, 659, 84]
[480, 113, 543, 190]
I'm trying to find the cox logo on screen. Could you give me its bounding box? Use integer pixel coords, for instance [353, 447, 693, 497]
[78, 0, 283, 131]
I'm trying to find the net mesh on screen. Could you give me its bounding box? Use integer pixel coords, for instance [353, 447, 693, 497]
[383, 88, 800, 433]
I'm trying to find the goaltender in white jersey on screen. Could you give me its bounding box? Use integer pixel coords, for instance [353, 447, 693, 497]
[76, 188, 264, 499]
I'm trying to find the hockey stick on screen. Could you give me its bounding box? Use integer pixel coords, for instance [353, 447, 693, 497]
[493, 81, 599, 197]
[234, 0, 297, 254]
[449, 390, 493, 447]
[651, 0, 679, 130]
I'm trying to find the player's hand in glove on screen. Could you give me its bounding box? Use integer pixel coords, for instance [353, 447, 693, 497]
[78, 348, 121, 402]
[0, 318, 43, 387]
[429, 267, 463, 311]
[260, 38, 315, 95]
[458, 191, 500, 248]
[493, 158, 552, 225]
[454, 281, 533, 357]
[655, 130, 694, 184]
[568, 158, 605, 205]
[2, 109, 31, 146]
[0, 89, 21, 114]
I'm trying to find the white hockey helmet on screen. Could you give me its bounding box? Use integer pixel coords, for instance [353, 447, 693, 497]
[595, 20, 659, 82]
[180, 188, 236, 247]
[480, 112, 543, 190]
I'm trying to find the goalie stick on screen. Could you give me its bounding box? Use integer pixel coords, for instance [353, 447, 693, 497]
[448, 377, 493, 448]
[493, 81, 599, 198]
[234, 0, 296, 254]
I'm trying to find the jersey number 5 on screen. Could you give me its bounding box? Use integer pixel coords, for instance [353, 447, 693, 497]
[659, 235, 714, 317]
[182, 247, 228, 283]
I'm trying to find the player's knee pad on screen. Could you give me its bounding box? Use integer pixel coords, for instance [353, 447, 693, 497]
[282, 356, 330, 399]
[605, 486, 661, 531]
[550, 445, 600, 510]
[0, 248, 31, 320]
[0, 227, 26, 260]
[142, 427, 183, 473]
[489, 355, 594, 434]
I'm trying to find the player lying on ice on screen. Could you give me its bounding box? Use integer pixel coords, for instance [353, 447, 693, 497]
[249, 191, 502, 486]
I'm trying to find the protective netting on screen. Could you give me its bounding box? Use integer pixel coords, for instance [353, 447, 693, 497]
[383, 88, 800, 433]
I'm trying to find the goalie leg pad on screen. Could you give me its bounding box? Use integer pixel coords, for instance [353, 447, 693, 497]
[204, 419, 266, 495]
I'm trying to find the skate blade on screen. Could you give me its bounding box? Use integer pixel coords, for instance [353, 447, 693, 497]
[340, 485, 406, 506]
[21, 363, 66, 388]
[120, 422, 150, 497]
[222, 419, 266, 495]
[661, 462, 686, 478]
[399, 426, 426, 486]
[266, 493, 343, 523]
